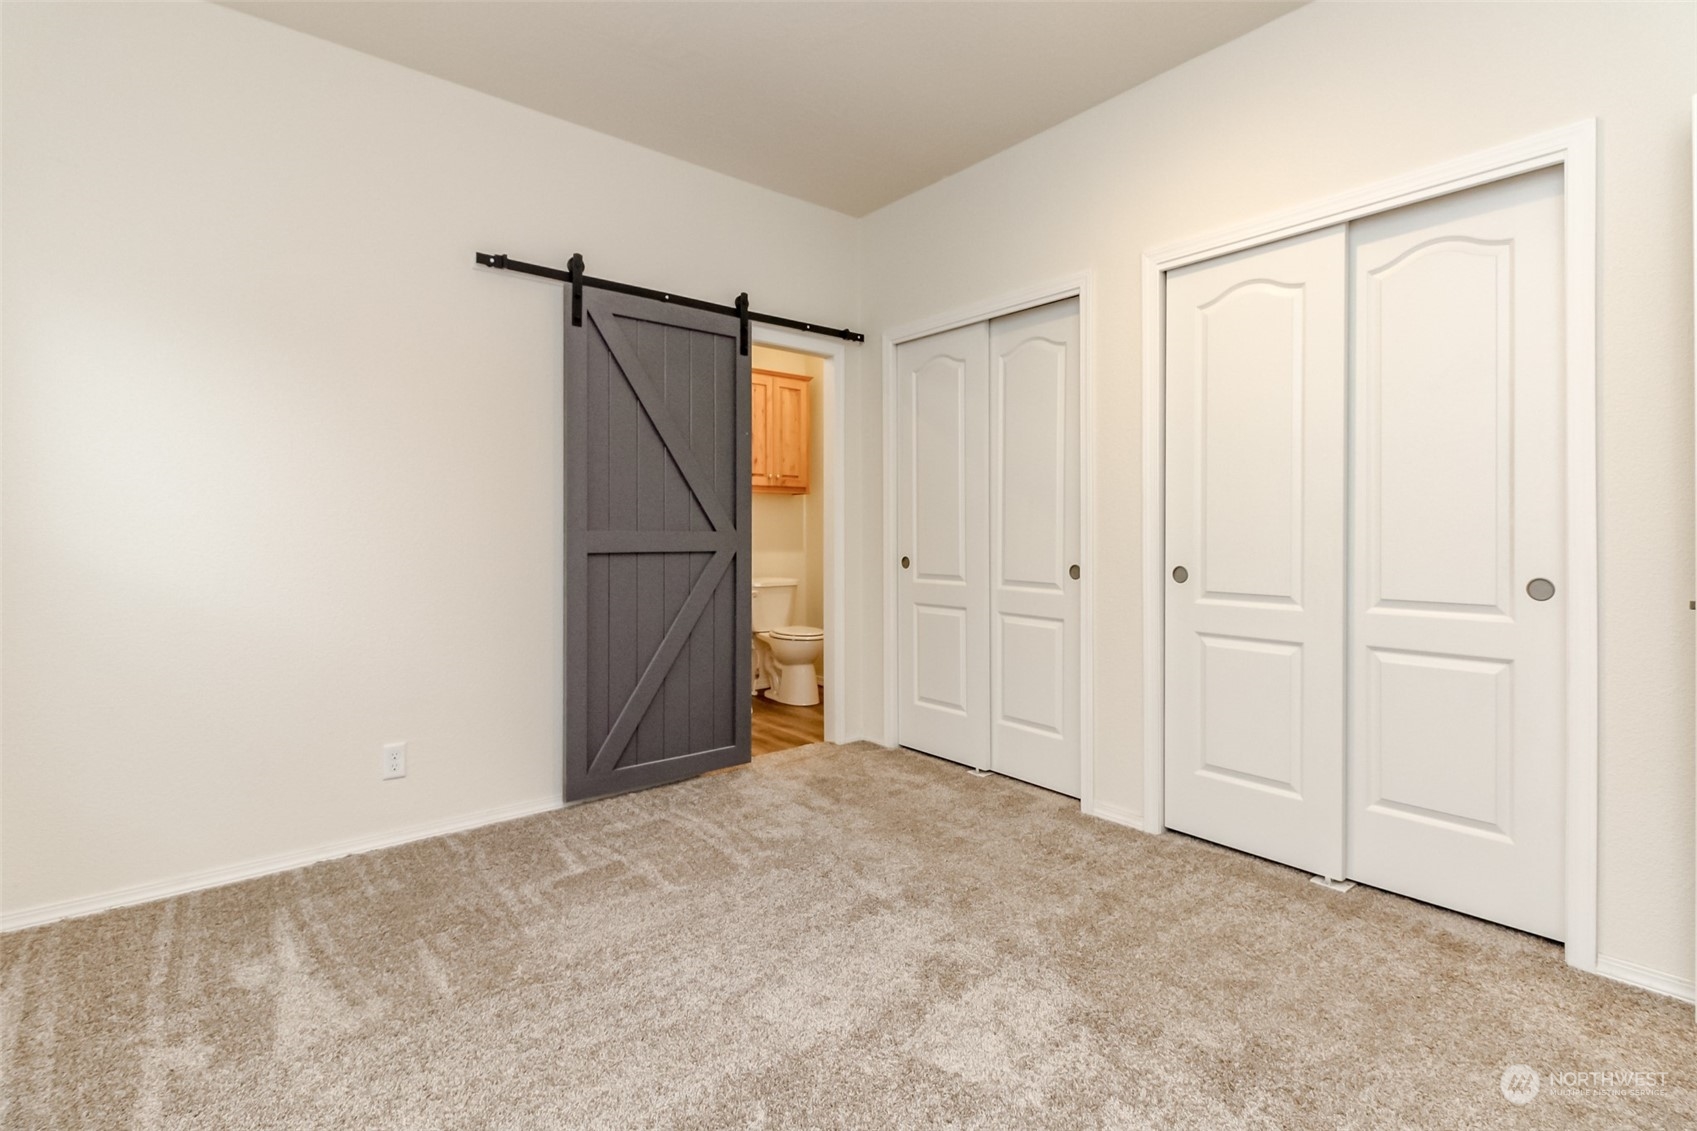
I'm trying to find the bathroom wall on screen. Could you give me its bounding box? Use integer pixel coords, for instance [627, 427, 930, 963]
[751, 345, 827, 681]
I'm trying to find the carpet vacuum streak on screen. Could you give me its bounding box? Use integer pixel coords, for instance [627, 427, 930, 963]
[2, 742, 1692, 1129]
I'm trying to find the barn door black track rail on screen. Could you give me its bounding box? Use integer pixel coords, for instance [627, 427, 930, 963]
[475, 251, 863, 355]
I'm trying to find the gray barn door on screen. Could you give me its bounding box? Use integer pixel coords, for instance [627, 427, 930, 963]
[565, 288, 751, 801]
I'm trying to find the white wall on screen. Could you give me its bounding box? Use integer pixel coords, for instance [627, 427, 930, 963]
[0, 1, 858, 920]
[856, 1, 1696, 985]
[5, 0, 1693, 995]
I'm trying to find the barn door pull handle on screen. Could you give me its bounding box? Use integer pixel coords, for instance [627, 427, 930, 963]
[1172, 566, 1189, 584]
[1526, 578, 1555, 601]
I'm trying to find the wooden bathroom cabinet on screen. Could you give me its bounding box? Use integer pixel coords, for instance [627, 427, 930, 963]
[751, 368, 811, 494]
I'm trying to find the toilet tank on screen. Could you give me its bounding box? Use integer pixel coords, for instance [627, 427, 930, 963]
[751, 577, 797, 632]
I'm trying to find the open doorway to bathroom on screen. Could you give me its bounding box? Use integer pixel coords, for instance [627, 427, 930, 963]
[749, 344, 826, 755]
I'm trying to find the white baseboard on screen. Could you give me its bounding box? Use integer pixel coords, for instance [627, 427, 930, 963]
[1594, 955, 1697, 1004]
[1074, 812, 1693, 1005]
[1087, 801, 1145, 831]
[0, 795, 563, 933]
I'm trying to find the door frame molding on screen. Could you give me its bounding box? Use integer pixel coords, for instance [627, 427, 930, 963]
[749, 324, 849, 745]
[1139, 120, 1600, 969]
[880, 273, 1097, 811]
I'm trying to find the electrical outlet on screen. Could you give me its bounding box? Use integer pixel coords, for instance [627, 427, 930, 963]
[381, 741, 407, 780]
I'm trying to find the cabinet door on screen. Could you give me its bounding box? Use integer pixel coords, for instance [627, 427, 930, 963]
[750, 370, 773, 485]
[771, 375, 810, 492]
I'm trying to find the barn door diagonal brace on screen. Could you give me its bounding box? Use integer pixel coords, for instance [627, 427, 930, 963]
[587, 547, 734, 774]
[475, 251, 864, 345]
[587, 301, 735, 532]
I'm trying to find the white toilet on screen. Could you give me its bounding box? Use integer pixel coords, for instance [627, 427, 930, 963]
[751, 577, 823, 706]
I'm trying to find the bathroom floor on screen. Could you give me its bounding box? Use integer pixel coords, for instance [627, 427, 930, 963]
[751, 692, 824, 756]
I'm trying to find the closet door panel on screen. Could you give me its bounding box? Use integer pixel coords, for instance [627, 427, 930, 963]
[1164, 225, 1348, 878]
[989, 299, 1081, 797]
[895, 324, 991, 767]
[1347, 168, 1566, 940]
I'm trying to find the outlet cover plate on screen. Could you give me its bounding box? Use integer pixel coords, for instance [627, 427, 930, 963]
[381, 741, 407, 780]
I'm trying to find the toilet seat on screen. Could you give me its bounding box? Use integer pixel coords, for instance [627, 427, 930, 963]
[765, 625, 822, 641]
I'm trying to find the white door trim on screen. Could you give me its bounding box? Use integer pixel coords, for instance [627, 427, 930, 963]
[882, 273, 1097, 813]
[1139, 120, 1600, 970]
[750, 325, 848, 745]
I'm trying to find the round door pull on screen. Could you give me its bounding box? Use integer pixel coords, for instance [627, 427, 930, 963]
[1526, 577, 1555, 602]
[900, 556, 910, 570]
[1069, 564, 1081, 580]
[1172, 566, 1189, 584]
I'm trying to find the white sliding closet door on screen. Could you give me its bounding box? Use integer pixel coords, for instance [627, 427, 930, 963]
[1347, 169, 1567, 940]
[1164, 226, 1349, 879]
[895, 300, 1083, 794]
[989, 300, 1081, 797]
[895, 324, 991, 768]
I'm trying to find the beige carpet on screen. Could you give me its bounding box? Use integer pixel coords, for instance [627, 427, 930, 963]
[2, 742, 1692, 1129]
